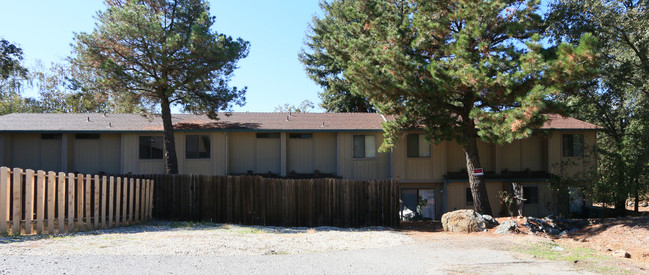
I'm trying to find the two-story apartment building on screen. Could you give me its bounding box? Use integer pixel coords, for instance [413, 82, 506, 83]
[0, 112, 597, 218]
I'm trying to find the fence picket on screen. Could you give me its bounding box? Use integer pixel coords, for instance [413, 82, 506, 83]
[12, 168, 23, 235]
[85, 174, 91, 229]
[47, 172, 56, 234]
[128, 178, 134, 225]
[93, 175, 99, 229]
[115, 177, 121, 227]
[36, 171, 45, 234]
[76, 174, 84, 231]
[135, 179, 140, 223]
[25, 169, 35, 234]
[67, 173, 74, 232]
[0, 167, 9, 234]
[108, 176, 114, 228]
[101, 176, 107, 228]
[57, 172, 65, 233]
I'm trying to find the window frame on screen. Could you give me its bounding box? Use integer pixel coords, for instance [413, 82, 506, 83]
[256, 133, 280, 139]
[289, 133, 313, 139]
[185, 135, 211, 160]
[406, 133, 431, 158]
[562, 134, 584, 157]
[353, 134, 377, 159]
[139, 136, 164, 160]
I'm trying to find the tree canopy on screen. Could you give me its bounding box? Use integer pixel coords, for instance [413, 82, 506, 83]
[307, 0, 595, 214]
[73, 0, 249, 174]
[548, 0, 649, 214]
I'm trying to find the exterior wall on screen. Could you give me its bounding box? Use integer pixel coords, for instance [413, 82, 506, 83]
[447, 181, 553, 217]
[548, 131, 596, 177]
[337, 131, 390, 180]
[287, 132, 336, 174]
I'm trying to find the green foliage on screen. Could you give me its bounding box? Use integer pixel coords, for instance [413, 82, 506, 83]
[307, 0, 595, 215]
[73, 0, 249, 174]
[274, 99, 315, 113]
[548, 0, 649, 213]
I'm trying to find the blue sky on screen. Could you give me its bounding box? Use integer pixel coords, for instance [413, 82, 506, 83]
[0, 0, 324, 112]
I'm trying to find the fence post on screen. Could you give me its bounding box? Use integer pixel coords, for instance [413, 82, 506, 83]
[0, 167, 9, 234]
[135, 178, 140, 223]
[67, 173, 75, 232]
[47, 171, 56, 234]
[101, 176, 107, 228]
[36, 170, 45, 234]
[108, 176, 114, 228]
[128, 178, 134, 225]
[85, 174, 91, 230]
[93, 175, 99, 229]
[12, 168, 23, 235]
[116, 177, 122, 227]
[57, 172, 65, 233]
[24, 169, 35, 234]
[76, 174, 84, 231]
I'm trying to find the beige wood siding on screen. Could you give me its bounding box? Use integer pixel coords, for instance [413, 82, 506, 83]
[287, 136, 312, 174]
[477, 140, 494, 172]
[121, 133, 138, 174]
[313, 133, 336, 174]
[337, 132, 389, 180]
[211, 133, 227, 175]
[256, 136, 281, 174]
[229, 132, 256, 174]
[446, 142, 465, 173]
[72, 135, 100, 173]
[548, 131, 596, 177]
[12, 134, 41, 170]
[100, 134, 121, 174]
[40, 138, 62, 172]
[500, 140, 521, 172]
[520, 135, 544, 171]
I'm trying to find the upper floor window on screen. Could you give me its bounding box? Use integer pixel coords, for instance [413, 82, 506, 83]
[75, 133, 100, 139]
[41, 134, 62, 140]
[139, 136, 163, 159]
[256, 133, 280, 139]
[186, 135, 210, 159]
[407, 134, 430, 158]
[289, 133, 312, 139]
[353, 135, 376, 158]
[562, 134, 584, 157]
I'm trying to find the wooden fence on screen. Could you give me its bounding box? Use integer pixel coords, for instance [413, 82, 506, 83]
[0, 167, 154, 235]
[147, 175, 400, 228]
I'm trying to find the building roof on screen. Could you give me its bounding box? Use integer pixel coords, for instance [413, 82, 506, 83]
[0, 112, 598, 133]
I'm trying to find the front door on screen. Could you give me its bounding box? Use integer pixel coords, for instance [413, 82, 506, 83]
[420, 189, 435, 219]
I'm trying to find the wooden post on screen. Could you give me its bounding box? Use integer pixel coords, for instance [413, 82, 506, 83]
[85, 174, 91, 229]
[135, 178, 140, 223]
[128, 178, 134, 224]
[149, 179, 155, 220]
[0, 167, 10, 234]
[12, 168, 23, 235]
[47, 171, 56, 234]
[24, 169, 35, 234]
[93, 175, 99, 229]
[76, 174, 84, 230]
[67, 173, 74, 232]
[116, 177, 122, 227]
[36, 171, 46, 234]
[143, 179, 149, 222]
[57, 172, 65, 233]
[101, 176, 107, 228]
[122, 178, 127, 225]
[108, 176, 114, 228]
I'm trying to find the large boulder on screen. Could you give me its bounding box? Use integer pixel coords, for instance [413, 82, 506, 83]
[441, 209, 486, 233]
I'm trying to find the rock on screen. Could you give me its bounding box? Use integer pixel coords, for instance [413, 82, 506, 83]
[441, 209, 486, 233]
[613, 250, 631, 258]
[640, 202, 648, 207]
[495, 220, 518, 234]
[481, 215, 499, 228]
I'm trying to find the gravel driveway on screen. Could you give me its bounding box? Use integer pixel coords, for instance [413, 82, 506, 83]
[0, 221, 593, 274]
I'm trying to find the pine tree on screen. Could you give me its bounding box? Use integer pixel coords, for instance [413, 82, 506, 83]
[306, 0, 595, 214]
[73, 0, 249, 174]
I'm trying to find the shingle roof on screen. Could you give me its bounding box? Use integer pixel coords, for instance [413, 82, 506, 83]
[0, 112, 387, 132]
[0, 112, 598, 132]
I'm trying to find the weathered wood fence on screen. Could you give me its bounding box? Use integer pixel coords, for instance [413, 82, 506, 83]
[147, 175, 400, 228]
[0, 167, 154, 235]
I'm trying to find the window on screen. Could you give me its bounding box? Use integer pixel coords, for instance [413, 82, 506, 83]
[407, 134, 430, 158]
[523, 186, 538, 204]
[466, 187, 474, 205]
[75, 133, 100, 139]
[289, 133, 312, 139]
[353, 135, 376, 158]
[562, 134, 584, 157]
[256, 133, 280, 139]
[186, 135, 210, 159]
[139, 136, 163, 159]
[41, 134, 62, 140]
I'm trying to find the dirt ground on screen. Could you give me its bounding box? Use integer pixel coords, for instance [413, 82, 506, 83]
[400, 213, 649, 274]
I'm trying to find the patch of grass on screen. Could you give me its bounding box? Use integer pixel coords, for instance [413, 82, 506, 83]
[231, 228, 263, 234]
[515, 241, 630, 274]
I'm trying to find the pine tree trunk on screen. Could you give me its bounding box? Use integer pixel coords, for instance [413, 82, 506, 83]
[462, 132, 493, 215]
[160, 96, 179, 174]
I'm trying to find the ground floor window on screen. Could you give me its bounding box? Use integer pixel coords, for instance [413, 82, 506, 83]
[401, 188, 435, 220]
[523, 186, 539, 204]
[139, 136, 163, 159]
